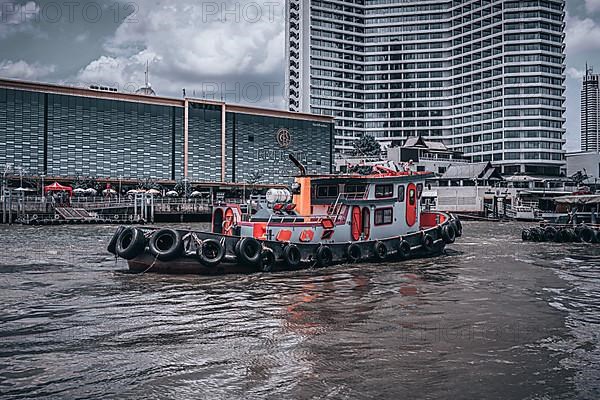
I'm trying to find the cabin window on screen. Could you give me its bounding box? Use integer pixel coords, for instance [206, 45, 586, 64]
[345, 184, 367, 195]
[409, 188, 416, 206]
[375, 184, 394, 198]
[417, 183, 423, 199]
[398, 185, 405, 202]
[374, 208, 393, 225]
[317, 185, 338, 198]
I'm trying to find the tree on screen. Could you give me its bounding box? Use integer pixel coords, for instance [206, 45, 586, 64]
[352, 134, 381, 157]
[246, 170, 264, 185]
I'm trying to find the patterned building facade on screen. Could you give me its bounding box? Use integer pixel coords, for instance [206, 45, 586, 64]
[286, 0, 566, 176]
[0, 79, 333, 185]
[581, 68, 600, 152]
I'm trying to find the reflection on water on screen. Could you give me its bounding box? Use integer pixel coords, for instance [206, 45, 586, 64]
[0, 222, 598, 399]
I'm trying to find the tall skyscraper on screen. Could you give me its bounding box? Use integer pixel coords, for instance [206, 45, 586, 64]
[581, 65, 600, 152]
[286, 0, 566, 175]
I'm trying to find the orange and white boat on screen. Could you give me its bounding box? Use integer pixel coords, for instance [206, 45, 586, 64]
[107, 160, 462, 274]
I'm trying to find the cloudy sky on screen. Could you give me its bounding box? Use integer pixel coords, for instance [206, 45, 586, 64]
[1, 0, 599, 151]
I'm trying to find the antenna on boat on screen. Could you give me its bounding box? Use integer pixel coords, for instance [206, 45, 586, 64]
[288, 153, 306, 176]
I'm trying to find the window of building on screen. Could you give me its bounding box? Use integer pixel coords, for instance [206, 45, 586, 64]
[375, 208, 393, 226]
[375, 184, 394, 198]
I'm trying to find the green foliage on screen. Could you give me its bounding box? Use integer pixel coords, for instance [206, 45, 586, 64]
[246, 170, 263, 185]
[352, 135, 381, 157]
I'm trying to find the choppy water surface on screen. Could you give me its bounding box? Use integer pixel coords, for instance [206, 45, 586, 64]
[0, 222, 599, 399]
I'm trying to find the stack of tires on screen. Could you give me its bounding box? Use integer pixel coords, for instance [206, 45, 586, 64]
[522, 225, 600, 244]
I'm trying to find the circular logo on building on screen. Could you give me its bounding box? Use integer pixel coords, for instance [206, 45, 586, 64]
[276, 128, 292, 148]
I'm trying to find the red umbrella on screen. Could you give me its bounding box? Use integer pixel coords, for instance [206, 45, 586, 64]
[44, 182, 73, 196]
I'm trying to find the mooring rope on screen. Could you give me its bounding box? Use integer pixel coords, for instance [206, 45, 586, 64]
[138, 253, 159, 274]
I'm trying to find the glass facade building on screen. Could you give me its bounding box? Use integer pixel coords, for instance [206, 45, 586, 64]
[0, 79, 333, 185]
[286, 0, 566, 175]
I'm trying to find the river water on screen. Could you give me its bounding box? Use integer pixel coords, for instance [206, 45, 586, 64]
[0, 222, 599, 399]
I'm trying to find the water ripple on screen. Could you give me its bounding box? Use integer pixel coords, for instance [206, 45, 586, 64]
[0, 222, 597, 399]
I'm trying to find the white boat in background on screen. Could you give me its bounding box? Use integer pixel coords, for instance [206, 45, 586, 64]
[504, 205, 539, 221]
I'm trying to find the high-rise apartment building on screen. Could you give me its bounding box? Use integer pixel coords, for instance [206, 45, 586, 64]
[286, 0, 566, 175]
[581, 66, 600, 152]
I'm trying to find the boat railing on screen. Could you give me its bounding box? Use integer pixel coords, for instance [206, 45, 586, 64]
[338, 191, 368, 201]
[328, 191, 366, 218]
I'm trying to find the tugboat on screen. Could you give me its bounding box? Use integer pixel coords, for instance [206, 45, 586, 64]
[107, 157, 463, 274]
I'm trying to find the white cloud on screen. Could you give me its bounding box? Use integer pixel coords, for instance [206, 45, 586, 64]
[75, 0, 286, 108]
[566, 13, 600, 55]
[566, 67, 585, 80]
[0, 60, 55, 80]
[586, 0, 600, 13]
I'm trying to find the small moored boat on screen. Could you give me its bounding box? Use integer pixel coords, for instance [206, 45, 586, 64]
[107, 159, 462, 274]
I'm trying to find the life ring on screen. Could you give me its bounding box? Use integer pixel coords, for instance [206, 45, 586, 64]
[259, 247, 276, 272]
[578, 226, 595, 243]
[398, 240, 411, 259]
[196, 239, 225, 267]
[148, 228, 183, 261]
[283, 244, 302, 268]
[235, 237, 262, 266]
[32, 214, 38, 220]
[346, 243, 362, 263]
[116, 227, 146, 260]
[452, 219, 463, 237]
[107, 225, 125, 255]
[373, 241, 388, 261]
[223, 207, 236, 236]
[441, 224, 456, 244]
[315, 245, 333, 268]
[421, 234, 434, 252]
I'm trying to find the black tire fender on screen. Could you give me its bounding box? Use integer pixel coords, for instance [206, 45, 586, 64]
[422, 234, 434, 252]
[579, 226, 595, 243]
[283, 244, 302, 268]
[452, 218, 463, 237]
[107, 225, 125, 255]
[346, 243, 362, 263]
[565, 228, 577, 242]
[260, 247, 276, 272]
[441, 224, 456, 244]
[196, 238, 225, 267]
[315, 245, 333, 268]
[373, 241, 388, 261]
[398, 240, 411, 259]
[148, 228, 183, 261]
[235, 237, 262, 266]
[544, 226, 557, 242]
[522, 229, 531, 241]
[116, 227, 146, 260]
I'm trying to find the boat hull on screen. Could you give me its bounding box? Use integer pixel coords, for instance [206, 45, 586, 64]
[109, 217, 461, 275]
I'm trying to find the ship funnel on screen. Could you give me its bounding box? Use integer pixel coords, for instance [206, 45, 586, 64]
[288, 153, 306, 176]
